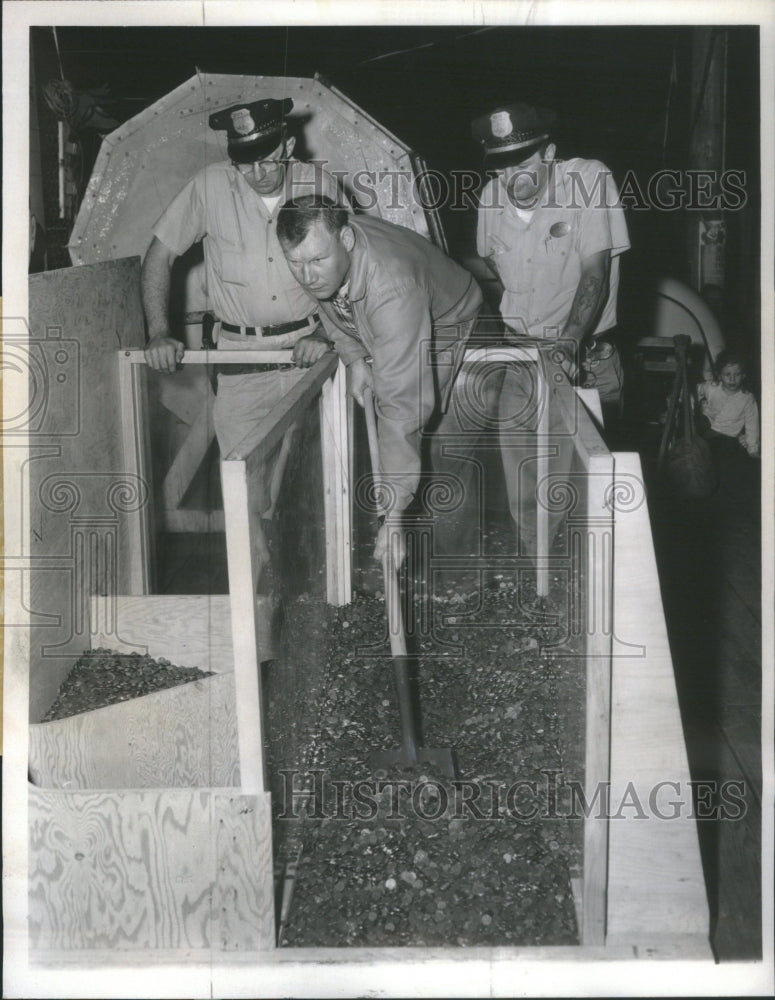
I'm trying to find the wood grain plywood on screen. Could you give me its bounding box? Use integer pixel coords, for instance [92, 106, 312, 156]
[27, 259, 146, 721]
[29, 672, 239, 790]
[90, 594, 234, 673]
[29, 786, 275, 951]
[606, 452, 709, 943]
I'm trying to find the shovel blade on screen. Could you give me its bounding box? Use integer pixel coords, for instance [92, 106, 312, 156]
[371, 745, 458, 779]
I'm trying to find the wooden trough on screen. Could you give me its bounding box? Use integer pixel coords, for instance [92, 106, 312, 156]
[26, 357, 710, 969]
[21, 249, 712, 993]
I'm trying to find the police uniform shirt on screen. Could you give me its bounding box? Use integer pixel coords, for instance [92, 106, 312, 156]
[152, 159, 343, 338]
[477, 157, 630, 339]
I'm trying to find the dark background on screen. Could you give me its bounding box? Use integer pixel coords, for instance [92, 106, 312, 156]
[30, 24, 761, 363]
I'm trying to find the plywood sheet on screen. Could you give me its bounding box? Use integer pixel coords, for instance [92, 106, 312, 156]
[606, 452, 709, 943]
[25, 259, 146, 721]
[90, 594, 234, 673]
[29, 672, 239, 789]
[29, 786, 275, 951]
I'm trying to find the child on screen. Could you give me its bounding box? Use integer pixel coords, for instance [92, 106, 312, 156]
[696, 350, 759, 458]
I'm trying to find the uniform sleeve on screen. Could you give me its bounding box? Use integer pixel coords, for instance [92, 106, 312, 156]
[367, 283, 436, 512]
[152, 172, 208, 256]
[476, 183, 494, 258]
[319, 308, 369, 365]
[577, 161, 630, 261]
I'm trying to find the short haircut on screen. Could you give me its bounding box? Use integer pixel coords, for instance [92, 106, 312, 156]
[277, 196, 349, 248]
[714, 349, 747, 378]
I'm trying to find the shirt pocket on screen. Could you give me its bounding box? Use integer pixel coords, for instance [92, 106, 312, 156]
[542, 219, 573, 257]
[219, 247, 250, 287]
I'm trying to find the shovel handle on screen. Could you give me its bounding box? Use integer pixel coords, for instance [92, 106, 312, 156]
[363, 388, 407, 658]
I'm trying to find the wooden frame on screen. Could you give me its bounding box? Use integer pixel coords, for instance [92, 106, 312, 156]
[219, 353, 342, 798]
[56, 344, 709, 967]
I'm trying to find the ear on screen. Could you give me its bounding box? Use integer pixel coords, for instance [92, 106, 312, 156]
[284, 135, 296, 158]
[340, 226, 356, 252]
[545, 142, 557, 162]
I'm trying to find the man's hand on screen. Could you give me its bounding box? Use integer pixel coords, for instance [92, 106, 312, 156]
[145, 334, 184, 373]
[373, 519, 406, 568]
[293, 331, 331, 368]
[347, 357, 375, 407]
[554, 338, 580, 382]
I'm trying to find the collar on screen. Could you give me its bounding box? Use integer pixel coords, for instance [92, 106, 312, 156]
[343, 221, 367, 302]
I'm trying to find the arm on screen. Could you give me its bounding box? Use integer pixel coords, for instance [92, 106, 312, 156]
[740, 394, 760, 456]
[560, 249, 611, 368]
[141, 236, 184, 373]
[367, 284, 436, 514]
[292, 324, 333, 367]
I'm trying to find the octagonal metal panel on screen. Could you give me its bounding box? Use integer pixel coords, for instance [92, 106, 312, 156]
[69, 72, 439, 278]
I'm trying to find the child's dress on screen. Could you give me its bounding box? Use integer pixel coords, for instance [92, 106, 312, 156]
[696, 380, 759, 456]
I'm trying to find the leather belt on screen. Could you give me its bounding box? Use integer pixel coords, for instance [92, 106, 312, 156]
[220, 315, 318, 338]
[215, 314, 319, 377]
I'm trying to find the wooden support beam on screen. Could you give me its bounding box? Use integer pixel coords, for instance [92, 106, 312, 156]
[118, 356, 154, 593]
[121, 348, 295, 365]
[220, 459, 268, 797]
[320, 360, 352, 606]
[160, 382, 216, 519]
[580, 450, 615, 946]
[229, 353, 338, 465]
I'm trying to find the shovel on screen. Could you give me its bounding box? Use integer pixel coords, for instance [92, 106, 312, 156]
[363, 387, 457, 778]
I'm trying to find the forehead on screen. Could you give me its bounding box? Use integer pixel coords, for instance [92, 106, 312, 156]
[284, 219, 339, 258]
[721, 362, 742, 373]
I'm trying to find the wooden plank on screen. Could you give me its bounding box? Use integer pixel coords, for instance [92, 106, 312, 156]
[581, 451, 614, 945]
[123, 348, 294, 365]
[28, 938, 714, 972]
[28, 786, 274, 951]
[230, 352, 338, 464]
[90, 594, 234, 673]
[319, 360, 352, 606]
[29, 672, 239, 789]
[117, 356, 154, 593]
[215, 793, 276, 951]
[575, 387, 604, 428]
[606, 452, 709, 944]
[221, 460, 267, 796]
[551, 373, 610, 465]
[160, 387, 216, 516]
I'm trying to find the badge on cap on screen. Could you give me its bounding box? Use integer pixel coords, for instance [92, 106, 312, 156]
[231, 108, 256, 136]
[490, 110, 513, 139]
